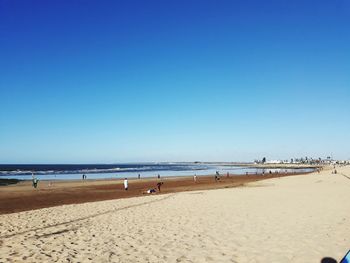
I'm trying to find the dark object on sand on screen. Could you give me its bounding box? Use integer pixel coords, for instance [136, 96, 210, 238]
[321, 257, 337, 263]
[0, 178, 20, 186]
[146, 188, 156, 194]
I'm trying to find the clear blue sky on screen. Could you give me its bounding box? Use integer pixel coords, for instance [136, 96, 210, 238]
[0, 0, 349, 163]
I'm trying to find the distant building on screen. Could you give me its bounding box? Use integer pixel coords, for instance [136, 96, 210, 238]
[266, 160, 282, 164]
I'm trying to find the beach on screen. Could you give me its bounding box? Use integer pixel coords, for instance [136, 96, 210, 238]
[0, 172, 303, 214]
[0, 165, 349, 262]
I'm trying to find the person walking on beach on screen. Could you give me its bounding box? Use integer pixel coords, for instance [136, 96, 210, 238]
[32, 177, 39, 188]
[157, 182, 163, 192]
[138, 174, 141, 179]
[194, 174, 197, 183]
[215, 171, 220, 182]
[124, 178, 128, 190]
[157, 174, 160, 179]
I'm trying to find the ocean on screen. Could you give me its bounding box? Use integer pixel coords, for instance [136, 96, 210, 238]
[0, 163, 315, 181]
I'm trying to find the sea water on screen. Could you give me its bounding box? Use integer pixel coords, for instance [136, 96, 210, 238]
[0, 163, 314, 181]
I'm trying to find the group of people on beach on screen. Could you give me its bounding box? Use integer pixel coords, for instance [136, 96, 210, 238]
[30, 166, 343, 193]
[123, 174, 164, 194]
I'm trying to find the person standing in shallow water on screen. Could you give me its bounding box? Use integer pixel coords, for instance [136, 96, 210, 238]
[124, 178, 128, 190]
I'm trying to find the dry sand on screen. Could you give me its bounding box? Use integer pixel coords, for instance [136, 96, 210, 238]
[0, 165, 349, 262]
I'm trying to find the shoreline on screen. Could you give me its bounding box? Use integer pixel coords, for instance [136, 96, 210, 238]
[0, 163, 317, 182]
[0, 171, 312, 215]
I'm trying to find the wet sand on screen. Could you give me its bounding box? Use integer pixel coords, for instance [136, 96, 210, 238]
[0, 172, 304, 214]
